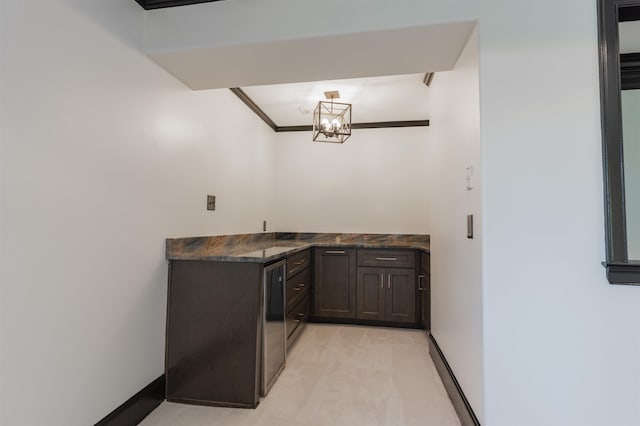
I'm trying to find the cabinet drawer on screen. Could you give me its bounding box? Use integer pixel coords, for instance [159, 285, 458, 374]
[286, 268, 310, 313]
[286, 294, 310, 338]
[357, 249, 416, 268]
[286, 249, 310, 279]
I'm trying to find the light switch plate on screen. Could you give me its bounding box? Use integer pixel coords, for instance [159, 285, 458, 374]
[207, 195, 216, 211]
[466, 166, 474, 190]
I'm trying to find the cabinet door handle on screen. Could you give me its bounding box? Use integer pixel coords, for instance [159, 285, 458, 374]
[418, 274, 425, 291]
[376, 257, 397, 261]
[326, 250, 346, 254]
[380, 274, 384, 289]
[294, 260, 305, 265]
[388, 274, 391, 289]
[299, 283, 305, 288]
[292, 287, 302, 292]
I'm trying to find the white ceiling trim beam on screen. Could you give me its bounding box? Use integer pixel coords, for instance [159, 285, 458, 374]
[146, 22, 475, 90]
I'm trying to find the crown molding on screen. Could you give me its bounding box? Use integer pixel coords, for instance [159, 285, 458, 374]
[229, 88, 430, 133]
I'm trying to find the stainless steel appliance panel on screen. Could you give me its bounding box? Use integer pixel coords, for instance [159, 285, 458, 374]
[262, 260, 286, 395]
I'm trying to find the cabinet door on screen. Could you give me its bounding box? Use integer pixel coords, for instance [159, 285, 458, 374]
[419, 252, 430, 331]
[313, 248, 356, 318]
[385, 268, 416, 323]
[356, 267, 386, 320]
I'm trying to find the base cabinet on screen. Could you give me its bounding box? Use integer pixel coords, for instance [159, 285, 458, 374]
[313, 248, 356, 319]
[313, 248, 421, 326]
[357, 267, 416, 323]
[165, 245, 428, 410]
[419, 252, 430, 331]
[165, 260, 263, 408]
[285, 250, 311, 346]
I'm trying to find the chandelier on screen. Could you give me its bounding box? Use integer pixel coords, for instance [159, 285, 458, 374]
[312, 91, 352, 143]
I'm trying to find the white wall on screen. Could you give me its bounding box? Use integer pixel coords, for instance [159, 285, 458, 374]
[621, 90, 640, 259]
[426, 28, 483, 421]
[271, 127, 430, 234]
[479, 3, 640, 425]
[0, 1, 275, 424]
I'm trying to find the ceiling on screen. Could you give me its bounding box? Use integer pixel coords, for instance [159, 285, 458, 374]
[143, 15, 474, 127]
[240, 73, 431, 127]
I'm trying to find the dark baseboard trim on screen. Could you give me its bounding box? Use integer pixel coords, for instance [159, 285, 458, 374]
[95, 375, 165, 426]
[166, 396, 257, 409]
[429, 335, 481, 426]
[134, 0, 221, 10]
[309, 316, 422, 330]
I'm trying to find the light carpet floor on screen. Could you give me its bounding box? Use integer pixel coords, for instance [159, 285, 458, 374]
[140, 324, 460, 426]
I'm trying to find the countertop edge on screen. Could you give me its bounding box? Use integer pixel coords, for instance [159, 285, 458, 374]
[167, 242, 430, 263]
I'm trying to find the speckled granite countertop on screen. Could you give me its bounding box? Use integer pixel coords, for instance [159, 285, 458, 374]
[166, 232, 430, 263]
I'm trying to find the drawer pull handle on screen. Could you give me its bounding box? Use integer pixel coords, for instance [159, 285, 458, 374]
[326, 250, 346, 254]
[297, 312, 305, 317]
[299, 283, 305, 288]
[294, 260, 305, 265]
[293, 319, 301, 323]
[376, 257, 397, 261]
[292, 287, 302, 292]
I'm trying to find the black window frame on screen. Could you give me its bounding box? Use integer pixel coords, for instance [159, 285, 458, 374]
[598, 0, 640, 284]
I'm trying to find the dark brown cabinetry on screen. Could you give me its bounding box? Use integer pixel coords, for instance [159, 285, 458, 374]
[357, 249, 416, 269]
[356, 250, 417, 324]
[285, 250, 311, 346]
[419, 252, 430, 331]
[164, 242, 429, 411]
[356, 267, 386, 320]
[287, 249, 310, 279]
[165, 260, 264, 408]
[286, 294, 309, 342]
[385, 267, 417, 323]
[313, 248, 357, 319]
